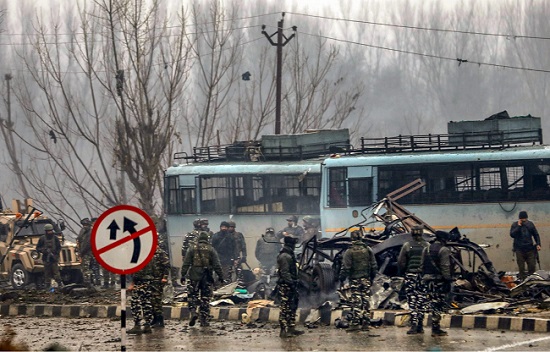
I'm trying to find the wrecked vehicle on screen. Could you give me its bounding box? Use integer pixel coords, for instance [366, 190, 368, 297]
[0, 199, 83, 289]
[296, 179, 510, 308]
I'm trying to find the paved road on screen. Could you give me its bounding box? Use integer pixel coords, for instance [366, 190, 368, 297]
[2, 316, 550, 351]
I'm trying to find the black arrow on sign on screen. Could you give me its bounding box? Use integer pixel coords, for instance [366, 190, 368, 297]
[123, 217, 141, 263]
[107, 220, 120, 240]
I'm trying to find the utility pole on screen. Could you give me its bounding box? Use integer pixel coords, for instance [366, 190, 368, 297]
[262, 12, 297, 135]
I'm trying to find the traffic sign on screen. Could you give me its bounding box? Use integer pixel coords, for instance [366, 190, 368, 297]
[91, 205, 158, 275]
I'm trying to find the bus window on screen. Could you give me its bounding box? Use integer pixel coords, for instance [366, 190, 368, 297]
[200, 176, 230, 213]
[165, 175, 196, 214]
[348, 178, 373, 206]
[328, 168, 346, 207]
[234, 176, 266, 213]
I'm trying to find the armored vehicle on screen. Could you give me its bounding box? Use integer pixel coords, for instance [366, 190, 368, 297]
[0, 200, 83, 289]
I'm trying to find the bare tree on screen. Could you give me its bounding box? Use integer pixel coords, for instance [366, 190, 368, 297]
[7, 0, 192, 231]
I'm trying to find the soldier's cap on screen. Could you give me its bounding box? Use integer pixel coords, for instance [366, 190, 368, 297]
[266, 227, 275, 233]
[227, 220, 236, 228]
[80, 217, 91, 225]
[220, 221, 230, 227]
[350, 230, 362, 241]
[286, 215, 298, 222]
[44, 224, 54, 231]
[198, 231, 209, 241]
[200, 218, 209, 225]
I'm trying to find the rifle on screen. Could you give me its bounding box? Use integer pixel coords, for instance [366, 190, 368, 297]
[0, 207, 41, 266]
[536, 250, 541, 270]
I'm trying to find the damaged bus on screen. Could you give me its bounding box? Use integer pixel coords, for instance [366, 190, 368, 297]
[321, 117, 548, 272]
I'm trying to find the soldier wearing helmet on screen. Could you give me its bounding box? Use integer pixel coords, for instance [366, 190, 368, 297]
[255, 227, 281, 274]
[419, 230, 452, 337]
[302, 216, 321, 243]
[276, 234, 304, 338]
[76, 217, 100, 286]
[212, 221, 237, 282]
[182, 231, 224, 327]
[36, 223, 63, 289]
[199, 219, 214, 238]
[276, 215, 305, 243]
[182, 219, 203, 259]
[339, 230, 378, 332]
[397, 225, 429, 335]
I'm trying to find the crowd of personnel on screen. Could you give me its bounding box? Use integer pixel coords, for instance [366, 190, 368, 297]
[53, 209, 541, 338]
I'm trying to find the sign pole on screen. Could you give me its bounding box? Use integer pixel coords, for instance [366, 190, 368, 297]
[121, 274, 126, 352]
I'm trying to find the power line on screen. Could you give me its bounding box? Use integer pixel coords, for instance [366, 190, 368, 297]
[0, 12, 279, 38]
[288, 11, 550, 41]
[297, 30, 550, 74]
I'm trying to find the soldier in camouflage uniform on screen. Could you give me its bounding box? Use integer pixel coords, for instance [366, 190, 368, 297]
[276, 235, 304, 338]
[182, 219, 202, 259]
[339, 230, 378, 332]
[128, 249, 158, 334]
[420, 230, 452, 337]
[36, 224, 64, 289]
[397, 225, 429, 334]
[199, 218, 214, 239]
[151, 245, 171, 328]
[76, 218, 100, 286]
[181, 231, 224, 327]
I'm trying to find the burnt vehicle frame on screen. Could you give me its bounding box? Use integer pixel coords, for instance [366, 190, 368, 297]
[296, 179, 509, 300]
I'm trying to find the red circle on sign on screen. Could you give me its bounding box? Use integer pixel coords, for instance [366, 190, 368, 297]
[91, 204, 158, 275]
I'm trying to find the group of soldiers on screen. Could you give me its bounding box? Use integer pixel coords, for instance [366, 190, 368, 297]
[76, 217, 116, 288]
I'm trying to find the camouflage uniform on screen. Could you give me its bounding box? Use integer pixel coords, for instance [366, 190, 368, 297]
[420, 231, 452, 336]
[151, 246, 171, 327]
[182, 219, 202, 259]
[76, 220, 100, 285]
[129, 256, 157, 333]
[36, 227, 63, 289]
[181, 232, 224, 327]
[397, 229, 429, 334]
[339, 233, 378, 331]
[276, 236, 304, 338]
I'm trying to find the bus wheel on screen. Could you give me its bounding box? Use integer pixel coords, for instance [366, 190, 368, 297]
[11, 263, 30, 289]
[312, 263, 336, 294]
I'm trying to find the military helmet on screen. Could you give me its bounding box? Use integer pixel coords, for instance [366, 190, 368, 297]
[435, 230, 450, 242]
[80, 217, 91, 226]
[193, 218, 201, 228]
[265, 227, 275, 233]
[198, 231, 209, 242]
[220, 221, 230, 227]
[44, 224, 54, 231]
[200, 218, 209, 226]
[227, 220, 236, 228]
[411, 225, 424, 237]
[302, 215, 320, 228]
[350, 230, 362, 241]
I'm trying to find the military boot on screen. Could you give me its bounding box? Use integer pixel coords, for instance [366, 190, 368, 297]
[142, 324, 152, 334]
[152, 315, 165, 328]
[416, 322, 424, 334]
[431, 324, 448, 337]
[407, 324, 420, 335]
[127, 323, 142, 335]
[188, 310, 198, 327]
[199, 317, 210, 327]
[279, 327, 292, 338]
[288, 326, 305, 336]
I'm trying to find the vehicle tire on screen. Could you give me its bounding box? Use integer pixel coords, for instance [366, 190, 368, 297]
[312, 263, 336, 294]
[11, 263, 30, 289]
